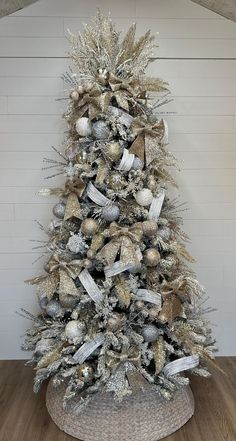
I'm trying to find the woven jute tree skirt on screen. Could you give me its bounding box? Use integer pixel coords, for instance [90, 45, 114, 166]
[46, 379, 194, 441]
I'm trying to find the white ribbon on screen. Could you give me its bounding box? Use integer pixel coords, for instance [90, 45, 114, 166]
[136, 289, 162, 308]
[149, 190, 165, 221]
[117, 148, 135, 171]
[87, 182, 110, 207]
[104, 261, 134, 278]
[163, 355, 199, 378]
[78, 269, 104, 303]
[73, 334, 104, 363]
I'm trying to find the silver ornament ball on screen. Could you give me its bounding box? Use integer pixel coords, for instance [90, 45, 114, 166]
[101, 204, 120, 222]
[92, 120, 110, 139]
[53, 202, 66, 219]
[76, 117, 92, 137]
[142, 324, 159, 342]
[46, 300, 63, 319]
[65, 320, 85, 343]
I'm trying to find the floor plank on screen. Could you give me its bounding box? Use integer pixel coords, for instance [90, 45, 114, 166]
[0, 357, 235, 441]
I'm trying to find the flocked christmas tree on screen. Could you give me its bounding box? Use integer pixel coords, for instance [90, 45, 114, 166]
[22, 12, 216, 411]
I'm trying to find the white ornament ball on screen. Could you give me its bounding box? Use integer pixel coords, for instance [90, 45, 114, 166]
[76, 117, 92, 137]
[92, 120, 110, 139]
[101, 204, 120, 222]
[46, 300, 63, 319]
[53, 202, 66, 219]
[142, 324, 159, 342]
[132, 157, 144, 170]
[65, 320, 85, 343]
[135, 189, 153, 207]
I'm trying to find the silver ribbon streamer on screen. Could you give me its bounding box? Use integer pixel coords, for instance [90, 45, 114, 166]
[148, 190, 165, 221]
[136, 289, 162, 307]
[117, 148, 135, 171]
[104, 261, 134, 278]
[87, 182, 110, 207]
[163, 355, 199, 378]
[73, 334, 104, 363]
[78, 268, 104, 303]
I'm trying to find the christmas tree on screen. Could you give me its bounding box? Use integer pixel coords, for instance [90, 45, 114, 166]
[23, 12, 216, 411]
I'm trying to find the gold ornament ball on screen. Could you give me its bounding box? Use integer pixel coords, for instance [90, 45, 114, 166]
[149, 307, 160, 319]
[70, 90, 79, 101]
[77, 364, 94, 382]
[83, 258, 92, 269]
[81, 218, 98, 236]
[142, 220, 158, 237]
[104, 142, 122, 161]
[144, 248, 161, 267]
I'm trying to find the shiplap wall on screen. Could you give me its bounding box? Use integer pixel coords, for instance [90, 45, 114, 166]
[0, 0, 236, 359]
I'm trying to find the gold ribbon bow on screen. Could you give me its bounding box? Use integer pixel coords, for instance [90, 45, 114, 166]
[106, 346, 141, 370]
[64, 177, 85, 198]
[130, 117, 166, 166]
[97, 222, 143, 266]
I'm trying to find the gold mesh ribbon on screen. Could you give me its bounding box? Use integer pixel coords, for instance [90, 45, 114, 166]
[130, 117, 166, 166]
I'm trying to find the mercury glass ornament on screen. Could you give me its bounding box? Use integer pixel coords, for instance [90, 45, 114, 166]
[81, 218, 99, 237]
[53, 202, 66, 219]
[132, 157, 144, 170]
[92, 120, 110, 139]
[142, 220, 158, 237]
[60, 294, 78, 309]
[142, 324, 159, 342]
[65, 320, 85, 343]
[75, 117, 92, 137]
[135, 188, 153, 207]
[46, 300, 64, 319]
[104, 142, 122, 161]
[144, 248, 161, 267]
[77, 363, 94, 382]
[101, 204, 120, 222]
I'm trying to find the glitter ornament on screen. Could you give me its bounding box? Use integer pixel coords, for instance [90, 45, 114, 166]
[76, 117, 92, 137]
[81, 218, 99, 237]
[92, 120, 110, 139]
[132, 157, 144, 170]
[135, 188, 153, 207]
[77, 363, 94, 381]
[65, 320, 85, 343]
[53, 202, 66, 219]
[144, 248, 161, 267]
[142, 324, 159, 342]
[101, 204, 120, 222]
[142, 220, 158, 237]
[70, 90, 79, 101]
[159, 226, 171, 241]
[104, 142, 123, 161]
[46, 300, 64, 319]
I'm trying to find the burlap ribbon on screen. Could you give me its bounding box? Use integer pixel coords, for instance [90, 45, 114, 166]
[97, 222, 143, 266]
[130, 117, 166, 166]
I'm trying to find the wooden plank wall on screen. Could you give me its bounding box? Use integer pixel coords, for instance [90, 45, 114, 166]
[0, 0, 235, 358]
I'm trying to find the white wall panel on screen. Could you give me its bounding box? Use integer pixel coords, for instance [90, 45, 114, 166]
[0, 0, 235, 359]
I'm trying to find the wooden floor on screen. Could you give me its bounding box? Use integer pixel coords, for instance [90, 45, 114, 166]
[0, 358, 235, 441]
